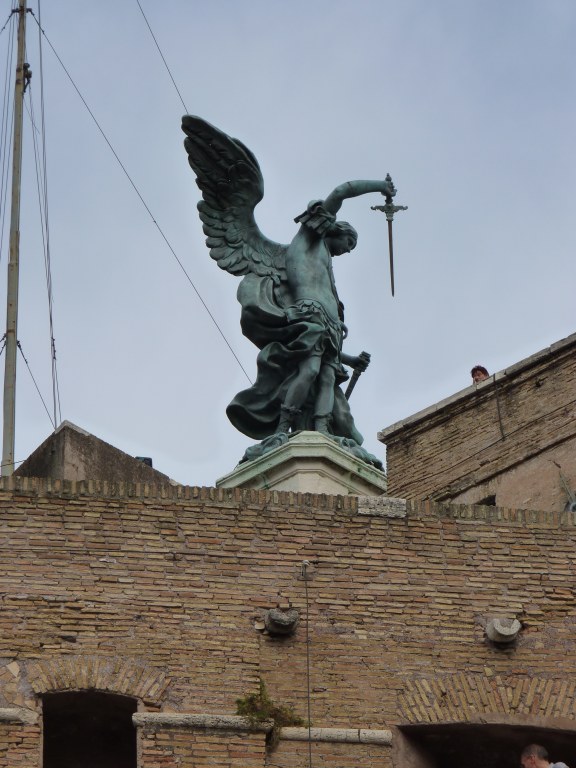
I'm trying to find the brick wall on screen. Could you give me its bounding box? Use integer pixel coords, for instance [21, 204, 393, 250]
[379, 334, 576, 510]
[2, 478, 576, 766]
[0, 723, 40, 767]
[139, 727, 266, 768]
[272, 739, 391, 768]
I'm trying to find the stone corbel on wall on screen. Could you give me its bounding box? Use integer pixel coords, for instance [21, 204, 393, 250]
[265, 607, 300, 636]
[485, 617, 522, 644]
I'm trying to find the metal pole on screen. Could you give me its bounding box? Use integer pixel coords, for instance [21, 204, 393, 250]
[2, 0, 27, 476]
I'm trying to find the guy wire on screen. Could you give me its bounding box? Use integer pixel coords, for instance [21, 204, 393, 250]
[28, 11, 252, 386]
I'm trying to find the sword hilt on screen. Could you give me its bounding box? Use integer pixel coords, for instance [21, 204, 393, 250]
[371, 202, 408, 221]
[371, 174, 407, 297]
[371, 173, 408, 221]
[344, 351, 371, 401]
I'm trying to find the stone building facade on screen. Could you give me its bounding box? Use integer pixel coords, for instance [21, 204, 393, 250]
[378, 333, 576, 512]
[2, 477, 576, 768]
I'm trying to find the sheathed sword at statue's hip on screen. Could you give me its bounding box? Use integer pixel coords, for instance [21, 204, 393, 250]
[371, 173, 407, 297]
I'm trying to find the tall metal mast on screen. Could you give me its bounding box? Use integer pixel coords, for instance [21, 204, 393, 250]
[2, 0, 28, 476]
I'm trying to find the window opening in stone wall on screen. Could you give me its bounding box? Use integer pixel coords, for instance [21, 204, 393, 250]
[397, 723, 576, 768]
[42, 691, 137, 768]
[477, 494, 497, 506]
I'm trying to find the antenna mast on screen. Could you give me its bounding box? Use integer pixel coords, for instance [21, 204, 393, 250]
[2, 0, 28, 476]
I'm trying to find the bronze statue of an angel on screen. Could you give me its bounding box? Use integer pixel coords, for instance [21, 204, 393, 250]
[182, 116, 395, 468]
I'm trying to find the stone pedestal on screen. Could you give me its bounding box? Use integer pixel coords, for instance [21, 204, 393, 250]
[216, 431, 387, 496]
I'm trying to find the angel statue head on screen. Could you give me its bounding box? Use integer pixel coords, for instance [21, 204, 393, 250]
[182, 115, 395, 471]
[326, 221, 358, 256]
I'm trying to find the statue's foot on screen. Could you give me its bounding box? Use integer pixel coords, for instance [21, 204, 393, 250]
[276, 405, 302, 434]
[314, 414, 332, 436]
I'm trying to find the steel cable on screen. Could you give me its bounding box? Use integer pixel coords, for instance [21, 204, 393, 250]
[29, 10, 252, 385]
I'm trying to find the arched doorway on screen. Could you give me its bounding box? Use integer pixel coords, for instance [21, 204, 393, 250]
[42, 691, 137, 768]
[397, 723, 576, 768]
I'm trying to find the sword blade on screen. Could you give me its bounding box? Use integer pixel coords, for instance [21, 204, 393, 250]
[344, 351, 370, 401]
[387, 218, 395, 296]
[344, 370, 361, 400]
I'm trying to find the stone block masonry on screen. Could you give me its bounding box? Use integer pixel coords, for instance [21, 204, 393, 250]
[379, 332, 576, 511]
[2, 477, 576, 766]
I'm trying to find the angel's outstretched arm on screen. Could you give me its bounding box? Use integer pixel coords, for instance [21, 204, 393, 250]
[323, 179, 396, 215]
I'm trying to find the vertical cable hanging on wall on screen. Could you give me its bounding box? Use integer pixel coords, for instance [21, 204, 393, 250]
[302, 560, 314, 768]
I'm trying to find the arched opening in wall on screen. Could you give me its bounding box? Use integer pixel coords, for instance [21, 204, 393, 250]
[396, 723, 576, 768]
[42, 691, 137, 768]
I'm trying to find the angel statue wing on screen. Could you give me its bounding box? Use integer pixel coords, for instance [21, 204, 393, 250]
[182, 115, 286, 281]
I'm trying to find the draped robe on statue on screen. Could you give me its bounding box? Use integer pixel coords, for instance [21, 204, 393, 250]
[226, 271, 364, 445]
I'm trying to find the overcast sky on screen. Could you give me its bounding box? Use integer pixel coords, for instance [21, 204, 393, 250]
[2, 0, 575, 486]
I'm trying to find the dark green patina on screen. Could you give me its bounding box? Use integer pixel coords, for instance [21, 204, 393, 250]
[182, 116, 395, 469]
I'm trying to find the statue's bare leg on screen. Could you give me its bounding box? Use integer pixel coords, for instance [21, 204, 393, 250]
[276, 356, 322, 433]
[314, 364, 336, 434]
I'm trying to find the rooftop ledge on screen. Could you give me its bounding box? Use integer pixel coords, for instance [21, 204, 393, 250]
[378, 331, 576, 442]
